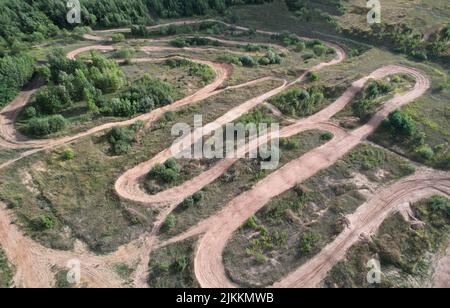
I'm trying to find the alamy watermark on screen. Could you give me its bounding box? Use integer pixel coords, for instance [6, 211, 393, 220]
[67, 0, 81, 24]
[171, 115, 280, 170]
[367, 0, 381, 24]
[366, 258, 382, 284]
[66, 258, 81, 285]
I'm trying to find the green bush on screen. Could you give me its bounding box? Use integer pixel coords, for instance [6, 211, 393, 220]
[240, 55, 257, 67]
[321, 132, 333, 141]
[162, 214, 176, 232]
[181, 197, 195, 208]
[309, 72, 319, 81]
[170, 38, 187, 48]
[31, 215, 55, 231]
[271, 87, 324, 117]
[280, 138, 301, 150]
[299, 231, 320, 255]
[172, 256, 188, 272]
[25, 106, 37, 119]
[27, 115, 68, 136]
[387, 110, 417, 137]
[61, 149, 75, 161]
[112, 33, 125, 43]
[192, 191, 204, 203]
[313, 44, 327, 57]
[148, 159, 181, 184]
[107, 126, 138, 155]
[417, 145, 435, 160]
[295, 41, 306, 52]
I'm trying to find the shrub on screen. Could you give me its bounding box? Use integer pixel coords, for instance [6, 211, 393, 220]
[162, 214, 176, 232]
[245, 216, 259, 230]
[107, 126, 137, 155]
[34, 85, 73, 114]
[31, 215, 55, 231]
[387, 110, 417, 137]
[299, 231, 320, 255]
[148, 159, 181, 183]
[295, 41, 306, 52]
[170, 38, 187, 48]
[309, 72, 319, 81]
[27, 115, 67, 136]
[25, 106, 37, 119]
[111, 33, 125, 43]
[271, 87, 324, 117]
[321, 132, 333, 141]
[255, 253, 267, 264]
[173, 256, 188, 272]
[240, 55, 257, 67]
[103, 98, 136, 117]
[48, 114, 68, 132]
[218, 54, 242, 65]
[161, 168, 179, 183]
[181, 197, 195, 208]
[258, 57, 271, 66]
[245, 44, 262, 52]
[192, 191, 204, 203]
[164, 158, 180, 172]
[417, 145, 434, 160]
[61, 149, 75, 161]
[280, 138, 300, 150]
[313, 45, 327, 57]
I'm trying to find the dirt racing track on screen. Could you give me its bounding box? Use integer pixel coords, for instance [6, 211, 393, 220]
[0, 19, 448, 288]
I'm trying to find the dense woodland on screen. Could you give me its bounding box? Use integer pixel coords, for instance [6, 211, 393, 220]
[0, 0, 273, 107]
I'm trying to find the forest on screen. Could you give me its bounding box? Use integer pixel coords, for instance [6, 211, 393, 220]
[0, 0, 273, 107]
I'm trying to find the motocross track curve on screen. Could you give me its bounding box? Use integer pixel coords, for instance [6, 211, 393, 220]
[0, 19, 444, 289]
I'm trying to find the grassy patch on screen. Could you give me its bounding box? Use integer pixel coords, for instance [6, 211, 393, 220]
[0, 246, 13, 288]
[148, 238, 199, 288]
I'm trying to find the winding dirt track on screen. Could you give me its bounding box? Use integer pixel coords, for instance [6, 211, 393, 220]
[0, 19, 444, 289]
[155, 66, 436, 288]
